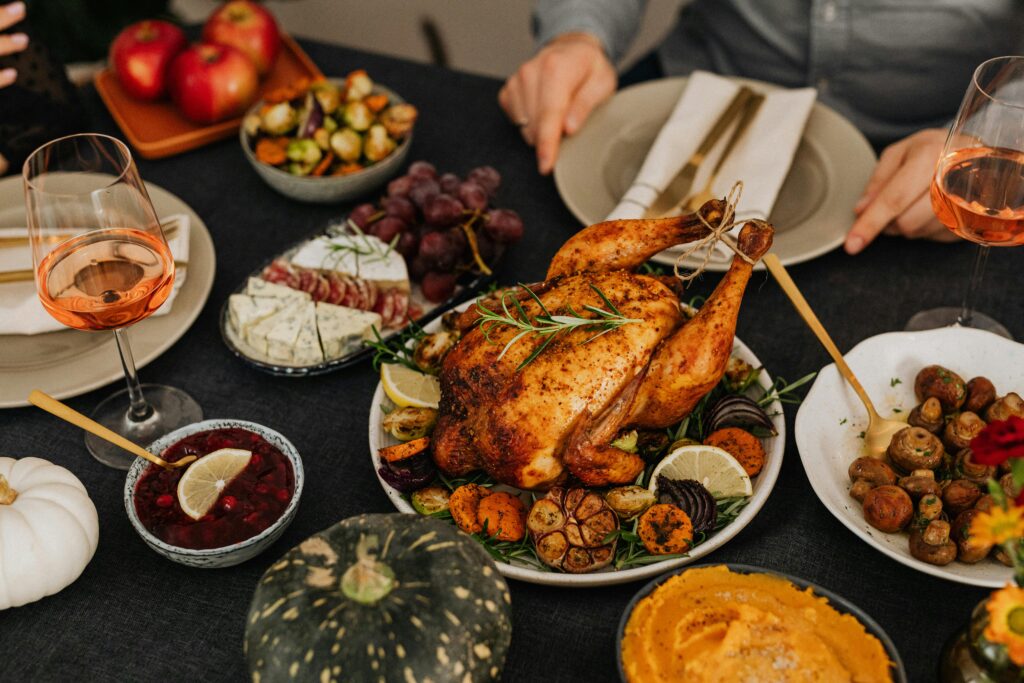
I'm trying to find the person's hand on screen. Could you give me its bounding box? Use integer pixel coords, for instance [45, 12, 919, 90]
[0, 1, 28, 89]
[499, 32, 616, 175]
[844, 128, 956, 254]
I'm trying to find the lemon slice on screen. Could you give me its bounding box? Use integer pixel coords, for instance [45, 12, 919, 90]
[648, 444, 753, 498]
[176, 448, 253, 520]
[381, 363, 441, 409]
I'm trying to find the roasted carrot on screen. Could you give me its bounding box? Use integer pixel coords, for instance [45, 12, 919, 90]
[334, 162, 364, 176]
[364, 93, 389, 113]
[378, 436, 430, 464]
[255, 138, 287, 165]
[311, 151, 335, 177]
[704, 427, 766, 477]
[449, 484, 491, 534]
[638, 504, 693, 555]
[477, 492, 527, 541]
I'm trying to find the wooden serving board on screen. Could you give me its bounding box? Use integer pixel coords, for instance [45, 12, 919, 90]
[94, 33, 324, 160]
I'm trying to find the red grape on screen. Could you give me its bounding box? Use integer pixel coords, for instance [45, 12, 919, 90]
[424, 194, 464, 227]
[421, 271, 457, 303]
[457, 181, 488, 211]
[468, 166, 501, 196]
[408, 161, 437, 179]
[348, 203, 379, 230]
[419, 231, 458, 270]
[475, 229, 499, 262]
[387, 175, 414, 198]
[409, 177, 440, 209]
[396, 230, 419, 258]
[446, 225, 468, 254]
[369, 216, 407, 243]
[408, 254, 429, 279]
[484, 208, 524, 243]
[439, 172, 461, 194]
[382, 196, 416, 224]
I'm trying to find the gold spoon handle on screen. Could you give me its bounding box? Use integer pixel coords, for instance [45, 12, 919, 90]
[762, 254, 882, 420]
[28, 389, 171, 468]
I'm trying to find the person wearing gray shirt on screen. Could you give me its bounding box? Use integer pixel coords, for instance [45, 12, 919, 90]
[500, 0, 1024, 254]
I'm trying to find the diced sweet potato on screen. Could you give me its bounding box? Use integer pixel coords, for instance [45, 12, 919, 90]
[477, 492, 527, 541]
[449, 483, 490, 534]
[638, 503, 693, 555]
[378, 436, 430, 463]
[704, 427, 766, 476]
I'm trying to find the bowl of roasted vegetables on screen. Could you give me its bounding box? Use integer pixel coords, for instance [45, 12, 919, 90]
[240, 70, 417, 203]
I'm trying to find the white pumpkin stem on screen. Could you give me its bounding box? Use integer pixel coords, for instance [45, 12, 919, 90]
[0, 474, 17, 505]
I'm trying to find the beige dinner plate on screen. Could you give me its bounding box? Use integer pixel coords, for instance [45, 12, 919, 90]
[0, 177, 216, 409]
[554, 76, 877, 270]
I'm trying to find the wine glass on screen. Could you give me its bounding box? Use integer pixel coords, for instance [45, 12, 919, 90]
[24, 133, 202, 469]
[906, 56, 1024, 338]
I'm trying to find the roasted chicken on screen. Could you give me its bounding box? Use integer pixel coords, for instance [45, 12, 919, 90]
[433, 199, 773, 490]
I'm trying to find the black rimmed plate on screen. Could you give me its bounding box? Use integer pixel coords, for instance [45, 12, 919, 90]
[615, 562, 907, 683]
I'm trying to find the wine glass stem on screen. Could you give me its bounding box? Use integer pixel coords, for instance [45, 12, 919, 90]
[113, 327, 153, 422]
[957, 244, 990, 327]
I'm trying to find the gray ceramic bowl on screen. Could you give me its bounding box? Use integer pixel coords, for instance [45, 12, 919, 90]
[124, 419, 304, 569]
[616, 563, 907, 683]
[240, 81, 412, 203]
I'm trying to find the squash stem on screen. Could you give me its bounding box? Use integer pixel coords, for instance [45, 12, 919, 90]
[0, 474, 17, 505]
[341, 534, 395, 604]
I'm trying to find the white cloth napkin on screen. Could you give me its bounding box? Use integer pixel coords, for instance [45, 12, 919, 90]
[0, 215, 190, 335]
[607, 71, 816, 260]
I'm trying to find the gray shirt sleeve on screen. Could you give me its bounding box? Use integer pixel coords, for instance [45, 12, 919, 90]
[532, 0, 648, 63]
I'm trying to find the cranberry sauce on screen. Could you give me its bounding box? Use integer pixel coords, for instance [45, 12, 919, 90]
[134, 428, 294, 550]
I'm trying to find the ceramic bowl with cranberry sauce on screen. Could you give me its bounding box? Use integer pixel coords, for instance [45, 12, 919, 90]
[124, 419, 304, 568]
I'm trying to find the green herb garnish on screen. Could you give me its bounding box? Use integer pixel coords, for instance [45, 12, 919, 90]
[366, 322, 427, 373]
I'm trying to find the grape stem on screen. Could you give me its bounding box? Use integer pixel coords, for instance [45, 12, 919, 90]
[459, 211, 492, 276]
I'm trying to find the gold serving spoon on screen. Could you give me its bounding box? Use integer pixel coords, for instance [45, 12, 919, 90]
[28, 390, 196, 469]
[762, 253, 904, 457]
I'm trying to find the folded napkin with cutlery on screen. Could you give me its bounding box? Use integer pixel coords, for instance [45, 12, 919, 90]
[607, 71, 816, 250]
[0, 215, 190, 335]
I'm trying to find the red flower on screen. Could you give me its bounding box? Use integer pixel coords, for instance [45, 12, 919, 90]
[972, 416, 1024, 466]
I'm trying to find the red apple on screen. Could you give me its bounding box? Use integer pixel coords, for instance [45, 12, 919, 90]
[202, 1, 281, 76]
[168, 43, 260, 124]
[109, 20, 187, 101]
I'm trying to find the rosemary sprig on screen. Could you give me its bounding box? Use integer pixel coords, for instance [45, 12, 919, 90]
[756, 371, 817, 407]
[366, 322, 427, 373]
[475, 284, 641, 370]
[319, 221, 398, 272]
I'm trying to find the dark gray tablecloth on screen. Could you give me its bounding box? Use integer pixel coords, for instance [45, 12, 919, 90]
[3, 38, 1021, 683]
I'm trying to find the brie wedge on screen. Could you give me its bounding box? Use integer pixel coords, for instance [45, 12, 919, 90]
[291, 235, 409, 291]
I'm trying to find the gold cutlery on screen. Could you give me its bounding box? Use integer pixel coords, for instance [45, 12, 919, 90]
[763, 253, 905, 456]
[28, 390, 196, 469]
[0, 216, 183, 249]
[643, 86, 756, 219]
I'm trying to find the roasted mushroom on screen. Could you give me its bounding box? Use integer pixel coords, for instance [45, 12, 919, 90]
[887, 427, 944, 473]
[987, 393, 1024, 422]
[918, 494, 943, 521]
[907, 397, 944, 433]
[527, 487, 618, 573]
[862, 485, 913, 532]
[994, 546, 1014, 567]
[943, 479, 982, 515]
[849, 457, 898, 486]
[898, 470, 941, 500]
[965, 377, 998, 414]
[944, 412, 986, 452]
[955, 448, 996, 486]
[850, 480, 874, 503]
[975, 495, 996, 513]
[951, 509, 993, 564]
[1001, 472, 1021, 500]
[909, 520, 958, 566]
[915, 365, 967, 412]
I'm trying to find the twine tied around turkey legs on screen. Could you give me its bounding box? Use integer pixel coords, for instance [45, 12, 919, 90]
[672, 181, 760, 285]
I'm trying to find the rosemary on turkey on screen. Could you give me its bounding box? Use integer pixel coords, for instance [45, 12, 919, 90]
[476, 284, 641, 370]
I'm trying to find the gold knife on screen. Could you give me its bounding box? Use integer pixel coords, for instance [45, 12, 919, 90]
[0, 216, 182, 249]
[643, 85, 756, 219]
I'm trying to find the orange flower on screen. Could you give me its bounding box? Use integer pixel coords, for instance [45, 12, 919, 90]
[970, 505, 1024, 547]
[985, 585, 1024, 666]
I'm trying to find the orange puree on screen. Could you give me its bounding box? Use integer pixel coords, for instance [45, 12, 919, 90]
[621, 566, 892, 683]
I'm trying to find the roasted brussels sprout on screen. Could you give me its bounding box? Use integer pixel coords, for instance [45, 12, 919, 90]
[915, 365, 967, 411]
[312, 81, 342, 114]
[898, 470, 941, 500]
[943, 479, 981, 516]
[604, 485, 656, 520]
[723, 356, 758, 389]
[907, 397, 944, 433]
[636, 431, 671, 460]
[909, 520, 957, 566]
[862, 485, 913, 532]
[260, 102, 296, 135]
[312, 127, 330, 151]
[987, 393, 1024, 422]
[918, 494, 943, 521]
[286, 139, 322, 165]
[345, 69, 374, 101]
[379, 103, 418, 139]
[410, 486, 450, 516]
[955, 448, 995, 486]
[944, 411, 985, 452]
[242, 112, 261, 137]
[364, 125, 397, 162]
[414, 330, 459, 373]
[965, 377, 998, 414]
[329, 128, 362, 163]
[951, 509, 992, 564]
[382, 406, 438, 441]
[343, 101, 374, 132]
[887, 426, 944, 473]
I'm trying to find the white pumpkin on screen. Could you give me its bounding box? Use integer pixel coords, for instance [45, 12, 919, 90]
[0, 456, 99, 610]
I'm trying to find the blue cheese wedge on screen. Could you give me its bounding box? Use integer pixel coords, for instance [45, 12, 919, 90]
[246, 276, 311, 301]
[316, 302, 383, 360]
[228, 294, 288, 338]
[265, 300, 320, 363]
[246, 299, 303, 355]
[291, 235, 409, 291]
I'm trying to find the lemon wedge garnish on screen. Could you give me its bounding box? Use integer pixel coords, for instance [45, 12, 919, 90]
[649, 444, 753, 498]
[176, 448, 252, 520]
[380, 363, 441, 409]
